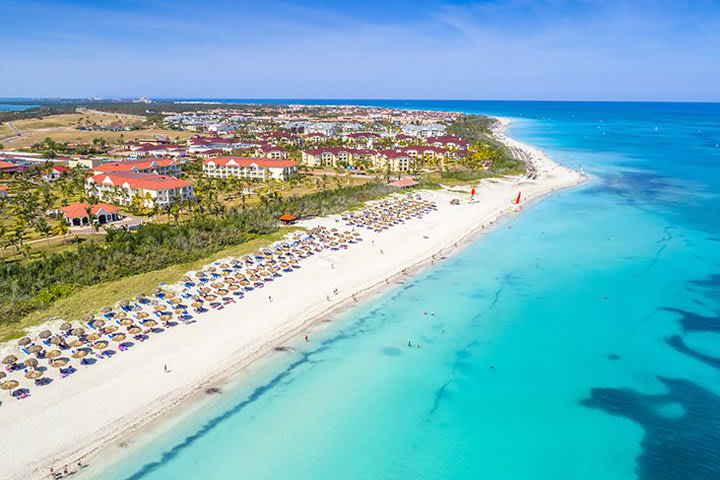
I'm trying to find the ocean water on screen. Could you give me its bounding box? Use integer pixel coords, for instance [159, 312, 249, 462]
[93, 101, 720, 480]
[0, 103, 37, 112]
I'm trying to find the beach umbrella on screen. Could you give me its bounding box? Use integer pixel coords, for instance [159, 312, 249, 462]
[128, 327, 141, 335]
[112, 334, 126, 342]
[72, 350, 88, 359]
[103, 326, 118, 334]
[28, 345, 43, 354]
[136, 312, 149, 319]
[160, 314, 172, 321]
[0, 372, 5, 380]
[2, 355, 18, 365]
[171, 298, 182, 304]
[116, 311, 127, 319]
[51, 359, 68, 368]
[180, 275, 191, 282]
[71, 328, 85, 336]
[192, 301, 203, 308]
[93, 319, 106, 329]
[165, 292, 176, 299]
[94, 341, 108, 350]
[46, 350, 62, 359]
[39, 330, 52, 339]
[82, 313, 95, 322]
[154, 304, 164, 311]
[195, 272, 206, 278]
[1, 380, 19, 390]
[60, 322, 72, 331]
[18, 337, 31, 346]
[144, 320, 157, 327]
[120, 318, 133, 326]
[87, 333, 101, 342]
[135, 294, 145, 301]
[24, 357, 39, 368]
[68, 339, 84, 348]
[152, 287, 162, 294]
[25, 370, 43, 380]
[101, 306, 112, 314]
[120, 300, 130, 307]
[50, 336, 64, 345]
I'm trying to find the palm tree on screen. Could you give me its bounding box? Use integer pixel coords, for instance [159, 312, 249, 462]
[52, 217, 71, 243]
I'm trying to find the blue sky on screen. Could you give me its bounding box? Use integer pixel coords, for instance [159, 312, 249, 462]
[2, 0, 719, 100]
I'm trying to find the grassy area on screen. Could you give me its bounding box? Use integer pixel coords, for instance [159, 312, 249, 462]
[3, 128, 196, 149]
[11, 112, 144, 131]
[0, 228, 297, 341]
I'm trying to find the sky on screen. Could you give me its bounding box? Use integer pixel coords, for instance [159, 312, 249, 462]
[1, 0, 720, 101]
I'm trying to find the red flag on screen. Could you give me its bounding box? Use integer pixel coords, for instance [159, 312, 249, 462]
[515, 192, 521, 204]
[471, 187, 476, 196]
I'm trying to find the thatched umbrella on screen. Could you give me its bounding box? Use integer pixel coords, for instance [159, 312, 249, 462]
[152, 287, 162, 294]
[111, 334, 126, 342]
[165, 292, 176, 299]
[82, 313, 94, 322]
[0, 371, 5, 380]
[24, 358, 39, 368]
[120, 318, 133, 326]
[94, 341, 109, 350]
[195, 272, 206, 278]
[136, 312, 149, 319]
[103, 326, 118, 334]
[18, 337, 31, 346]
[25, 370, 43, 380]
[154, 304, 164, 311]
[60, 322, 72, 331]
[180, 275, 191, 282]
[51, 359, 68, 368]
[135, 294, 145, 302]
[71, 327, 85, 336]
[72, 350, 88, 359]
[39, 330, 52, 339]
[50, 336, 64, 345]
[119, 300, 130, 307]
[128, 326, 142, 335]
[46, 350, 62, 359]
[192, 301, 203, 309]
[87, 333, 101, 342]
[1, 380, 19, 390]
[144, 320, 158, 327]
[2, 355, 18, 365]
[68, 339, 84, 348]
[170, 298, 182, 305]
[28, 345, 43, 354]
[115, 311, 127, 319]
[100, 306, 112, 314]
[93, 319, 105, 328]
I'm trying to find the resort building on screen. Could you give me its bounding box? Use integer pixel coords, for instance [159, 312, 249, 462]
[376, 150, 416, 172]
[401, 123, 446, 138]
[86, 172, 195, 207]
[60, 202, 122, 226]
[256, 144, 289, 159]
[0, 185, 7, 197]
[426, 135, 468, 150]
[203, 157, 299, 181]
[301, 148, 377, 168]
[40, 165, 69, 182]
[94, 158, 182, 177]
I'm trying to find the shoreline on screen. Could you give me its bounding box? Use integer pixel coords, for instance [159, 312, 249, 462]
[0, 117, 586, 480]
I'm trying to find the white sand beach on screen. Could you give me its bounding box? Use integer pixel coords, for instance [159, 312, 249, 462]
[0, 119, 584, 480]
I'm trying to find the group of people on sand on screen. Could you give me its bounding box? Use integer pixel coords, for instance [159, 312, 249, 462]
[48, 460, 84, 478]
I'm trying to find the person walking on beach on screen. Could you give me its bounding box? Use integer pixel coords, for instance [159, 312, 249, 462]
[164, 364, 168, 373]
[304, 335, 309, 342]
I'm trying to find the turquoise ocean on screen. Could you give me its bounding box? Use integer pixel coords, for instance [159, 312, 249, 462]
[93, 101, 720, 480]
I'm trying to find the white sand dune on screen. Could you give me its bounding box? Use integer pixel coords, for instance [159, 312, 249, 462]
[0, 119, 584, 480]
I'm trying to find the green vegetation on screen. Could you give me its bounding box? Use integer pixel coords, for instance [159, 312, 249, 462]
[0, 182, 396, 335]
[446, 114, 526, 178]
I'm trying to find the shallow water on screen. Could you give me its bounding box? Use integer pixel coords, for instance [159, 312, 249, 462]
[95, 101, 720, 480]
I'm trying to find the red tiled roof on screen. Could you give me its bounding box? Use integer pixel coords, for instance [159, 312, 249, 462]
[204, 157, 298, 168]
[96, 158, 177, 173]
[89, 172, 193, 190]
[388, 179, 419, 188]
[0, 160, 20, 171]
[61, 202, 120, 218]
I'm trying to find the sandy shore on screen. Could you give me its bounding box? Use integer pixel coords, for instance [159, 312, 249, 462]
[0, 118, 585, 480]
